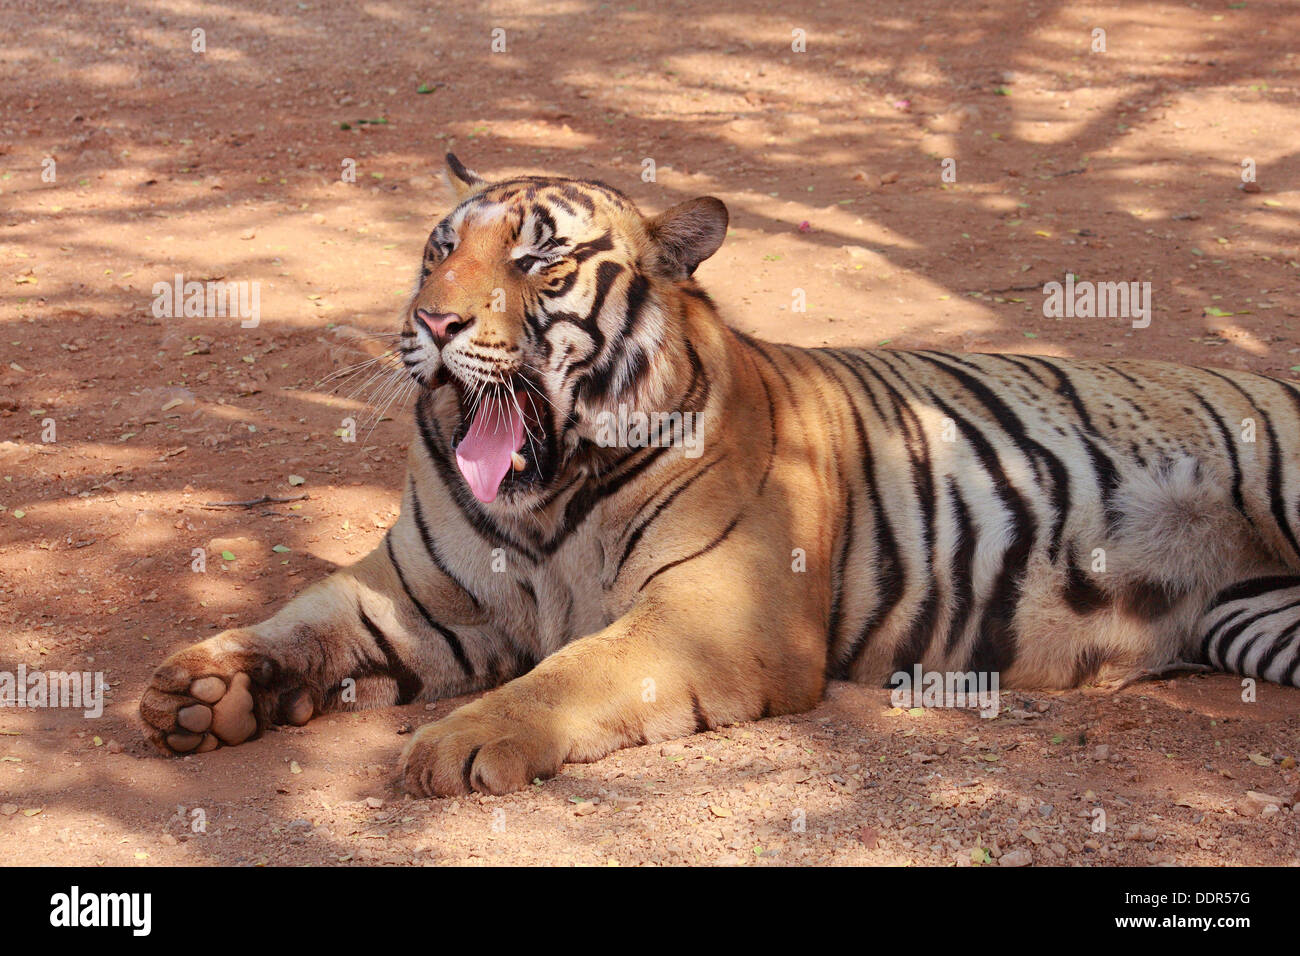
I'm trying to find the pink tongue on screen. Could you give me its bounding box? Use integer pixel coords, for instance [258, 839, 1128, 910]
[455, 392, 525, 503]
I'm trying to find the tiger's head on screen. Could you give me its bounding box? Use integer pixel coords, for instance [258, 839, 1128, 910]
[401, 153, 728, 507]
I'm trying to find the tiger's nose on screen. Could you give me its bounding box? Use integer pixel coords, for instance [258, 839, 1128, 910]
[415, 309, 469, 348]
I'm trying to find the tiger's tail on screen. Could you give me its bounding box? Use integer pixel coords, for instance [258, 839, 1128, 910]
[1194, 575, 1300, 687]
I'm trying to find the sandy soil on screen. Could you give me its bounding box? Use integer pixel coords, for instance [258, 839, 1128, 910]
[1, 0, 1298, 866]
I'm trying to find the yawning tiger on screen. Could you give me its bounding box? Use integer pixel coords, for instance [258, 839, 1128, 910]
[140, 154, 1300, 796]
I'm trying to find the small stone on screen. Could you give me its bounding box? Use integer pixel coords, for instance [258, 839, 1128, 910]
[1244, 790, 1286, 808]
[573, 802, 599, 817]
[1241, 181, 1261, 193]
[1037, 804, 1054, 818]
[1125, 824, 1159, 841]
[0, 804, 17, 816]
[161, 833, 178, 846]
[999, 848, 1032, 867]
[365, 797, 384, 809]
[879, 171, 900, 185]
[1093, 744, 1110, 761]
[106, 739, 123, 755]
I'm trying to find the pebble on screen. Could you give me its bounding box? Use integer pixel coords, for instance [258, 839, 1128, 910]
[1125, 824, 1159, 841]
[1244, 790, 1285, 809]
[999, 848, 1032, 867]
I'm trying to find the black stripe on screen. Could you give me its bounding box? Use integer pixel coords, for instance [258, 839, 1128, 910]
[1191, 391, 1246, 515]
[944, 478, 977, 652]
[834, 350, 895, 426]
[1255, 616, 1300, 676]
[1062, 544, 1109, 615]
[638, 514, 742, 592]
[1199, 606, 1247, 666]
[923, 391, 1035, 675]
[1020, 355, 1099, 435]
[614, 463, 715, 582]
[690, 691, 710, 733]
[406, 476, 483, 609]
[1208, 599, 1300, 669]
[1209, 574, 1300, 607]
[815, 354, 904, 675]
[1229, 600, 1300, 672]
[851, 353, 941, 670]
[1201, 369, 1300, 561]
[1077, 430, 1123, 530]
[385, 536, 473, 678]
[913, 350, 1071, 565]
[358, 605, 424, 705]
[754, 367, 779, 493]
[827, 493, 855, 651]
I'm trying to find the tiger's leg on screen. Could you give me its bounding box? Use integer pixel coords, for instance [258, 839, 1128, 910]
[1193, 575, 1300, 687]
[400, 565, 828, 797]
[140, 531, 493, 755]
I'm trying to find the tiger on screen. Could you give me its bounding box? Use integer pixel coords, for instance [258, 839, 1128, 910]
[140, 153, 1300, 797]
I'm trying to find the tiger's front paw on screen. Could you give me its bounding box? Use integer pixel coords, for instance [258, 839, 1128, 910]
[399, 703, 566, 797]
[140, 631, 315, 755]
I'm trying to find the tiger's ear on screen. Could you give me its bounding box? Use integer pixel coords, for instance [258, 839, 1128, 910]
[443, 152, 485, 199]
[646, 197, 729, 278]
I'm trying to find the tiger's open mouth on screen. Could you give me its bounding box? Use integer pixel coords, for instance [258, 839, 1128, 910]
[444, 372, 552, 503]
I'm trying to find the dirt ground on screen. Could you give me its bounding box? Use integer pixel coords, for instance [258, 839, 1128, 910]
[2, 0, 1298, 866]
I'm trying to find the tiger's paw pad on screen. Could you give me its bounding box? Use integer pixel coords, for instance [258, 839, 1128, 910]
[140, 639, 314, 755]
[399, 709, 563, 798]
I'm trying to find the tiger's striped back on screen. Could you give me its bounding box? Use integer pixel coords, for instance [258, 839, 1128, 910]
[738, 340, 1300, 688]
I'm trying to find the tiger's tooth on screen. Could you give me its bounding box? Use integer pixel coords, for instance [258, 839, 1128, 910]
[511, 451, 527, 472]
